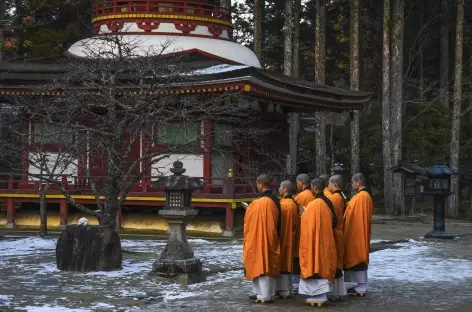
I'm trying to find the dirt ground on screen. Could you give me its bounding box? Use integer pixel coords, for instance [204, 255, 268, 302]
[1, 216, 472, 312]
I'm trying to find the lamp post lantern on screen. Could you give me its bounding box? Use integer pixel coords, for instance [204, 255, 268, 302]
[423, 159, 456, 239]
[151, 160, 206, 284]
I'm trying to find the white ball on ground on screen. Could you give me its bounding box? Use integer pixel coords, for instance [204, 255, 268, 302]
[77, 217, 89, 226]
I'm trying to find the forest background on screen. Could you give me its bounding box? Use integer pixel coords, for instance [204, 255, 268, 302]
[1, 0, 472, 218]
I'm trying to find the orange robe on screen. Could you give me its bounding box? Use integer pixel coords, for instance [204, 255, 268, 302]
[299, 198, 337, 281]
[328, 191, 346, 271]
[293, 189, 315, 260]
[343, 189, 374, 270]
[323, 187, 332, 196]
[243, 196, 281, 280]
[279, 197, 299, 273]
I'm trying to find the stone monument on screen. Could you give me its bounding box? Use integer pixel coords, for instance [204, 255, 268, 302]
[151, 160, 206, 285]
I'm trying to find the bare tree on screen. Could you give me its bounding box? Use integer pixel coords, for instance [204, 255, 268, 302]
[391, 0, 404, 216]
[382, 0, 393, 214]
[449, 0, 464, 217]
[0, 35, 267, 230]
[314, 0, 327, 175]
[350, 0, 360, 175]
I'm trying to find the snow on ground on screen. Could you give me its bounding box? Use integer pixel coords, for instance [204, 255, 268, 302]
[0, 236, 471, 311]
[22, 306, 92, 312]
[369, 240, 472, 283]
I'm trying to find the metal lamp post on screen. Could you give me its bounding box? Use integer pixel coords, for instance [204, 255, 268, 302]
[423, 159, 455, 239]
[151, 160, 206, 285]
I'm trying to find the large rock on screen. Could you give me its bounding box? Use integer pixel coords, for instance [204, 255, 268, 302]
[56, 225, 122, 271]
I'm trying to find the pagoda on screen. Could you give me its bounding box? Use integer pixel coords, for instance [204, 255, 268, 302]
[0, 0, 371, 236]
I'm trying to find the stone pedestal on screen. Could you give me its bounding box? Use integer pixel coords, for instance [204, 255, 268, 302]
[4, 223, 16, 229]
[152, 209, 205, 285]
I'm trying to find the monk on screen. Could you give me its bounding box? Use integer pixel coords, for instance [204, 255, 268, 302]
[275, 180, 299, 299]
[293, 173, 315, 291]
[319, 174, 332, 196]
[299, 178, 337, 306]
[327, 175, 347, 300]
[343, 173, 374, 297]
[243, 174, 281, 303]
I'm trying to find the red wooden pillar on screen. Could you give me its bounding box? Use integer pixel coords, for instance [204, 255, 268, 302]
[59, 199, 68, 228]
[223, 203, 235, 237]
[6, 198, 15, 228]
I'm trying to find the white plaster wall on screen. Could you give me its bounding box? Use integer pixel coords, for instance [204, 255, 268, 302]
[151, 154, 204, 177]
[28, 152, 78, 183]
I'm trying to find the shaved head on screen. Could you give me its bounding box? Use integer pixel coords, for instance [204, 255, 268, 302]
[296, 174, 310, 185]
[280, 180, 294, 193]
[319, 174, 330, 186]
[329, 175, 344, 189]
[311, 177, 325, 191]
[257, 174, 273, 188]
[352, 173, 366, 186]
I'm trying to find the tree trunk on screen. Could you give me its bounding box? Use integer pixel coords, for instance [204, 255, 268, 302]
[440, 0, 450, 108]
[40, 187, 48, 237]
[448, 0, 464, 217]
[315, 0, 327, 175]
[350, 0, 360, 175]
[293, 0, 302, 78]
[0, 0, 5, 63]
[382, 0, 394, 214]
[391, 0, 404, 216]
[284, 0, 293, 76]
[254, 0, 263, 60]
[418, 0, 424, 103]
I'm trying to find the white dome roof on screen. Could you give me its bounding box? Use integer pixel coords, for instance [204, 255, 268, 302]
[67, 35, 261, 68]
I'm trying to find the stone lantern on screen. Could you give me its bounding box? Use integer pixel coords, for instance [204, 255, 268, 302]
[423, 159, 455, 239]
[151, 160, 206, 284]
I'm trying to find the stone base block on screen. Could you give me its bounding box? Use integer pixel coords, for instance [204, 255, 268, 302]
[56, 225, 122, 272]
[58, 225, 67, 231]
[222, 230, 235, 237]
[424, 230, 455, 239]
[152, 258, 206, 285]
[5, 223, 16, 229]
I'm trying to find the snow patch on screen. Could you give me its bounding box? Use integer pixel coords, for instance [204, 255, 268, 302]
[85, 259, 152, 277]
[0, 294, 12, 307]
[0, 237, 56, 256]
[22, 305, 91, 312]
[90, 302, 115, 309]
[370, 241, 472, 283]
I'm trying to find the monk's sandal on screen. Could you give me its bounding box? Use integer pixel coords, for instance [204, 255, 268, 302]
[248, 295, 273, 303]
[347, 287, 366, 297]
[305, 301, 325, 307]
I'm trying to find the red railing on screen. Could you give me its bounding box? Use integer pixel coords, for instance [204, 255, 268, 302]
[0, 174, 257, 199]
[93, 0, 232, 24]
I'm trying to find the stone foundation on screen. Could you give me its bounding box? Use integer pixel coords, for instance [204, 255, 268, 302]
[152, 258, 205, 285]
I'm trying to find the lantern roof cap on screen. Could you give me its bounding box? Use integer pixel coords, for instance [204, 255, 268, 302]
[151, 160, 204, 190]
[424, 159, 456, 177]
[387, 160, 425, 175]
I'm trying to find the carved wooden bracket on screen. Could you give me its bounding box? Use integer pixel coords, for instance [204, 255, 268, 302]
[106, 21, 124, 33]
[174, 23, 197, 34]
[137, 21, 160, 32]
[207, 25, 223, 37]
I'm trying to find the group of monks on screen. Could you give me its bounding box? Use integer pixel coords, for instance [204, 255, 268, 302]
[242, 172, 374, 306]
